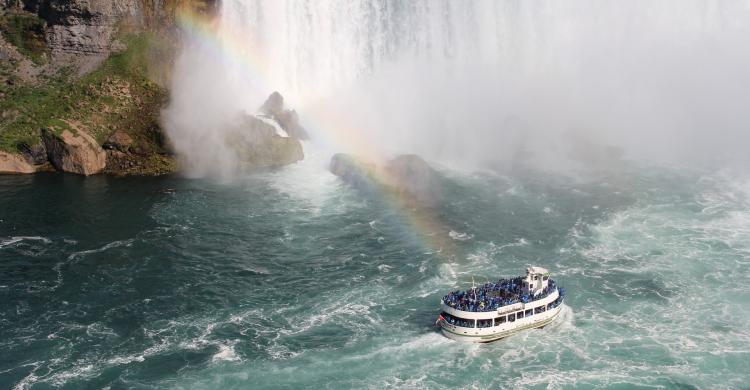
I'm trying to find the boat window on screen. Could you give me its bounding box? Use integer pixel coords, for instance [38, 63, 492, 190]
[535, 306, 545, 314]
[494, 316, 506, 325]
[547, 303, 553, 310]
[441, 312, 475, 328]
[507, 313, 515, 322]
[517, 311, 524, 319]
[477, 319, 492, 328]
[525, 309, 533, 317]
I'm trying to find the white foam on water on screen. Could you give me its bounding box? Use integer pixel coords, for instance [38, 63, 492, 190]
[0, 236, 51, 249]
[212, 342, 242, 363]
[263, 145, 345, 213]
[448, 230, 473, 241]
[345, 332, 451, 362]
[557, 172, 750, 388]
[67, 239, 135, 261]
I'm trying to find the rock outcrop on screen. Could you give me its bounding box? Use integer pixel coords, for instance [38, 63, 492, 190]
[0, 0, 214, 177]
[31, 0, 142, 57]
[41, 127, 106, 175]
[330, 153, 441, 206]
[3, 0, 217, 72]
[0, 151, 36, 173]
[227, 113, 304, 168]
[259, 91, 310, 140]
[102, 130, 133, 153]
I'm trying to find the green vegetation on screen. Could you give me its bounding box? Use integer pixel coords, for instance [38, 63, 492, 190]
[0, 13, 49, 64]
[0, 34, 169, 159]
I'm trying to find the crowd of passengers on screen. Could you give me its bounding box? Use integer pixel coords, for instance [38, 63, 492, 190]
[442, 277, 557, 312]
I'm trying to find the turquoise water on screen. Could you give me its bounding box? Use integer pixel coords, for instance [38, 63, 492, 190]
[1, 155, 749, 389]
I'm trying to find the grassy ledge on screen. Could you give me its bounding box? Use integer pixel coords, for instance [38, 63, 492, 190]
[0, 34, 170, 159]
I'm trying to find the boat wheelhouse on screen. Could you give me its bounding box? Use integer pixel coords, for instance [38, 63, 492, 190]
[436, 266, 565, 343]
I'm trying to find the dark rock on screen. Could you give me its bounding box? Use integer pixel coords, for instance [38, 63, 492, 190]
[259, 91, 284, 117]
[18, 142, 47, 165]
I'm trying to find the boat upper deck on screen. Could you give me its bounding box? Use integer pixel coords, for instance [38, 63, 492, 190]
[442, 276, 558, 313]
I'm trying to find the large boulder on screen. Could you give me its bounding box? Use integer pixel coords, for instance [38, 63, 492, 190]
[0, 151, 36, 174]
[41, 127, 106, 175]
[227, 114, 304, 168]
[383, 154, 440, 204]
[329, 153, 441, 206]
[102, 130, 133, 153]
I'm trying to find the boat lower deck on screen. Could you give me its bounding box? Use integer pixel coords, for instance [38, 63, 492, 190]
[438, 303, 563, 343]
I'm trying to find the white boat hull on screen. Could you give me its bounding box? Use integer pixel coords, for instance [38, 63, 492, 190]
[438, 303, 564, 343]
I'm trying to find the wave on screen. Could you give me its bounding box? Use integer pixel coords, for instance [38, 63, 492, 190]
[0, 236, 51, 249]
[66, 239, 135, 261]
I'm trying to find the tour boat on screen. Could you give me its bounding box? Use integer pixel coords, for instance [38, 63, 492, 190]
[436, 266, 565, 343]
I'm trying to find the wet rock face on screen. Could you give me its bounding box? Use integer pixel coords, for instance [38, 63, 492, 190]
[227, 114, 304, 168]
[42, 127, 106, 175]
[258, 91, 310, 140]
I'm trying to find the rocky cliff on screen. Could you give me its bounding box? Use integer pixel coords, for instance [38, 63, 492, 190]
[0, 0, 305, 177]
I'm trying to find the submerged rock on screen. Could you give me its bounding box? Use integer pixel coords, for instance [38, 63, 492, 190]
[329, 153, 441, 206]
[42, 127, 106, 175]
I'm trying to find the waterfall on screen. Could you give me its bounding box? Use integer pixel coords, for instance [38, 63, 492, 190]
[164, 0, 750, 177]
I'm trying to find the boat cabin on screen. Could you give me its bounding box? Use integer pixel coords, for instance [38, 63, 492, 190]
[521, 266, 550, 296]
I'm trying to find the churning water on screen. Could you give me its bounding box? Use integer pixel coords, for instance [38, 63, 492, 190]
[1, 154, 749, 388]
[4, 0, 750, 388]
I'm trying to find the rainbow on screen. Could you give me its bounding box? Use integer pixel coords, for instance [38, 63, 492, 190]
[176, 8, 460, 262]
